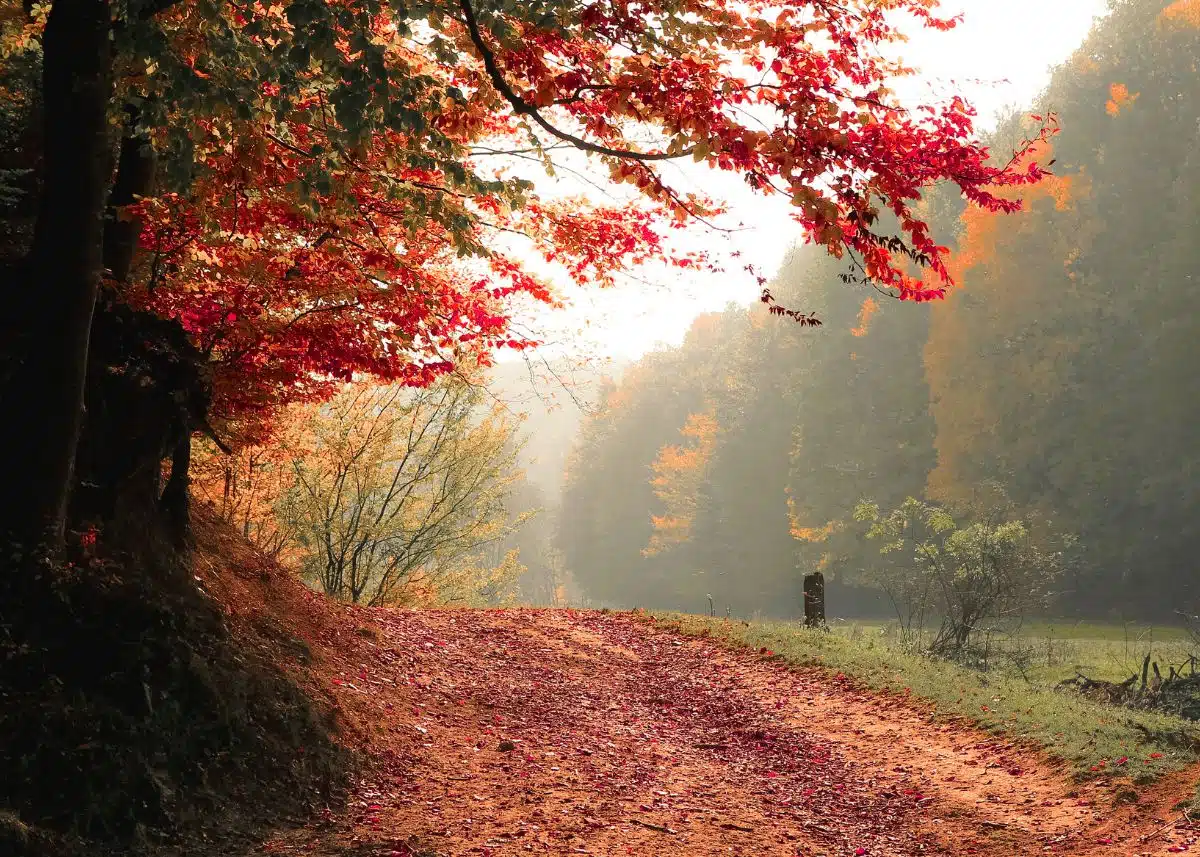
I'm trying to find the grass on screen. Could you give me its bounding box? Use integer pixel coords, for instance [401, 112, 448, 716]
[649, 612, 1200, 788]
[826, 617, 1195, 685]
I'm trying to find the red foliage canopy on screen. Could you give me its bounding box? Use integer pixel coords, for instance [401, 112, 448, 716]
[110, 0, 1055, 443]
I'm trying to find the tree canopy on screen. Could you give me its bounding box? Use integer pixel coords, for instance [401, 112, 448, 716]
[0, 0, 1050, 551]
[108, 0, 1056, 432]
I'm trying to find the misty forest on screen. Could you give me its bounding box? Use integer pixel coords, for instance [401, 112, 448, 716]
[1, 0, 1199, 855]
[559, 0, 1199, 623]
[542, 7, 1194, 626]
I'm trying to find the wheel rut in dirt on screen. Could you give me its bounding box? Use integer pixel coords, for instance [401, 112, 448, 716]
[257, 609, 1200, 856]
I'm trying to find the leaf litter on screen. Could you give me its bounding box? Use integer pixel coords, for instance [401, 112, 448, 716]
[251, 608, 1200, 857]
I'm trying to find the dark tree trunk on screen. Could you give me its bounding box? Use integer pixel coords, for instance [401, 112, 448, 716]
[103, 106, 157, 284]
[0, 0, 114, 553]
[70, 294, 210, 552]
[81, 101, 202, 549]
[161, 430, 192, 545]
[0, 31, 210, 559]
[803, 572, 826, 629]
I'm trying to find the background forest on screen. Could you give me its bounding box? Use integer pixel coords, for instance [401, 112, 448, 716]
[34, 0, 1193, 626]
[557, 0, 1200, 622]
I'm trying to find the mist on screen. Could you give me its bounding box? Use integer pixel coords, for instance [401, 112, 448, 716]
[503, 0, 1200, 623]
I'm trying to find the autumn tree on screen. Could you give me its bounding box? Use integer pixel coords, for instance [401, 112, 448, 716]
[190, 430, 308, 561]
[558, 308, 774, 611]
[922, 0, 1200, 616]
[781, 242, 936, 598]
[558, 350, 710, 608]
[560, 0, 1199, 624]
[274, 376, 526, 606]
[0, 0, 1054, 563]
[643, 410, 719, 557]
[682, 302, 809, 616]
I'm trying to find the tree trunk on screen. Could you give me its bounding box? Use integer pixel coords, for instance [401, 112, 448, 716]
[0, 0, 113, 553]
[103, 105, 157, 284]
[161, 431, 191, 544]
[803, 572, 826, 629]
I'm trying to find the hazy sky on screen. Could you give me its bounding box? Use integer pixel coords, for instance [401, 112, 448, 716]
[502, 0, 1109, 363]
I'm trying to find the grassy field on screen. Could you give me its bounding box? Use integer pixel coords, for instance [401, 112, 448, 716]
[650, 613, 1200, 791]
[826, 617, 1195, 684]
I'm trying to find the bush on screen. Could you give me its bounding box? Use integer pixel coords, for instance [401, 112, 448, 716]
[853, 495, 1070, 657]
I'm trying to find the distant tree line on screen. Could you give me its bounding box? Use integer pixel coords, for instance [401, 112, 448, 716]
[558, 0, 1200, 622]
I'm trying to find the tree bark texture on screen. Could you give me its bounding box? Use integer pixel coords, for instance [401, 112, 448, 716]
[0, 0, 114, 552]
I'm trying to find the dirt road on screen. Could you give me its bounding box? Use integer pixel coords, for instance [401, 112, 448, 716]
[258, 609, 1200, 856]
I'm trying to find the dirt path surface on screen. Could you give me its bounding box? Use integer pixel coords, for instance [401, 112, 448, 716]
[257, 609, 1200, 857]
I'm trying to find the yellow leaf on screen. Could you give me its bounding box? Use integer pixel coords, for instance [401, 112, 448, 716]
[1160, 0, 1200, 28]
[1105, 82, 1139, 117]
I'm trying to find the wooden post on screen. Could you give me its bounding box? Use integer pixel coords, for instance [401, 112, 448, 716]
[803, 573, 826, 629]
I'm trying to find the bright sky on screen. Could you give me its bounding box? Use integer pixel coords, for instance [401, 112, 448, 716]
[502, 0, 1109, 363]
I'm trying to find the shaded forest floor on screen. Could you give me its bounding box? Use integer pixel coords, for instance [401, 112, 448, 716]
[253, 607, 1200, 857]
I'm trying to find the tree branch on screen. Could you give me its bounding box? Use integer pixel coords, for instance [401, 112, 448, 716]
[457, 0, 694, 163]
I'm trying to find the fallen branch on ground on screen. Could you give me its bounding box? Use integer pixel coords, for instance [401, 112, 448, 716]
[628, 819, 678, 835]
[1139, 812, 1191, 843]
